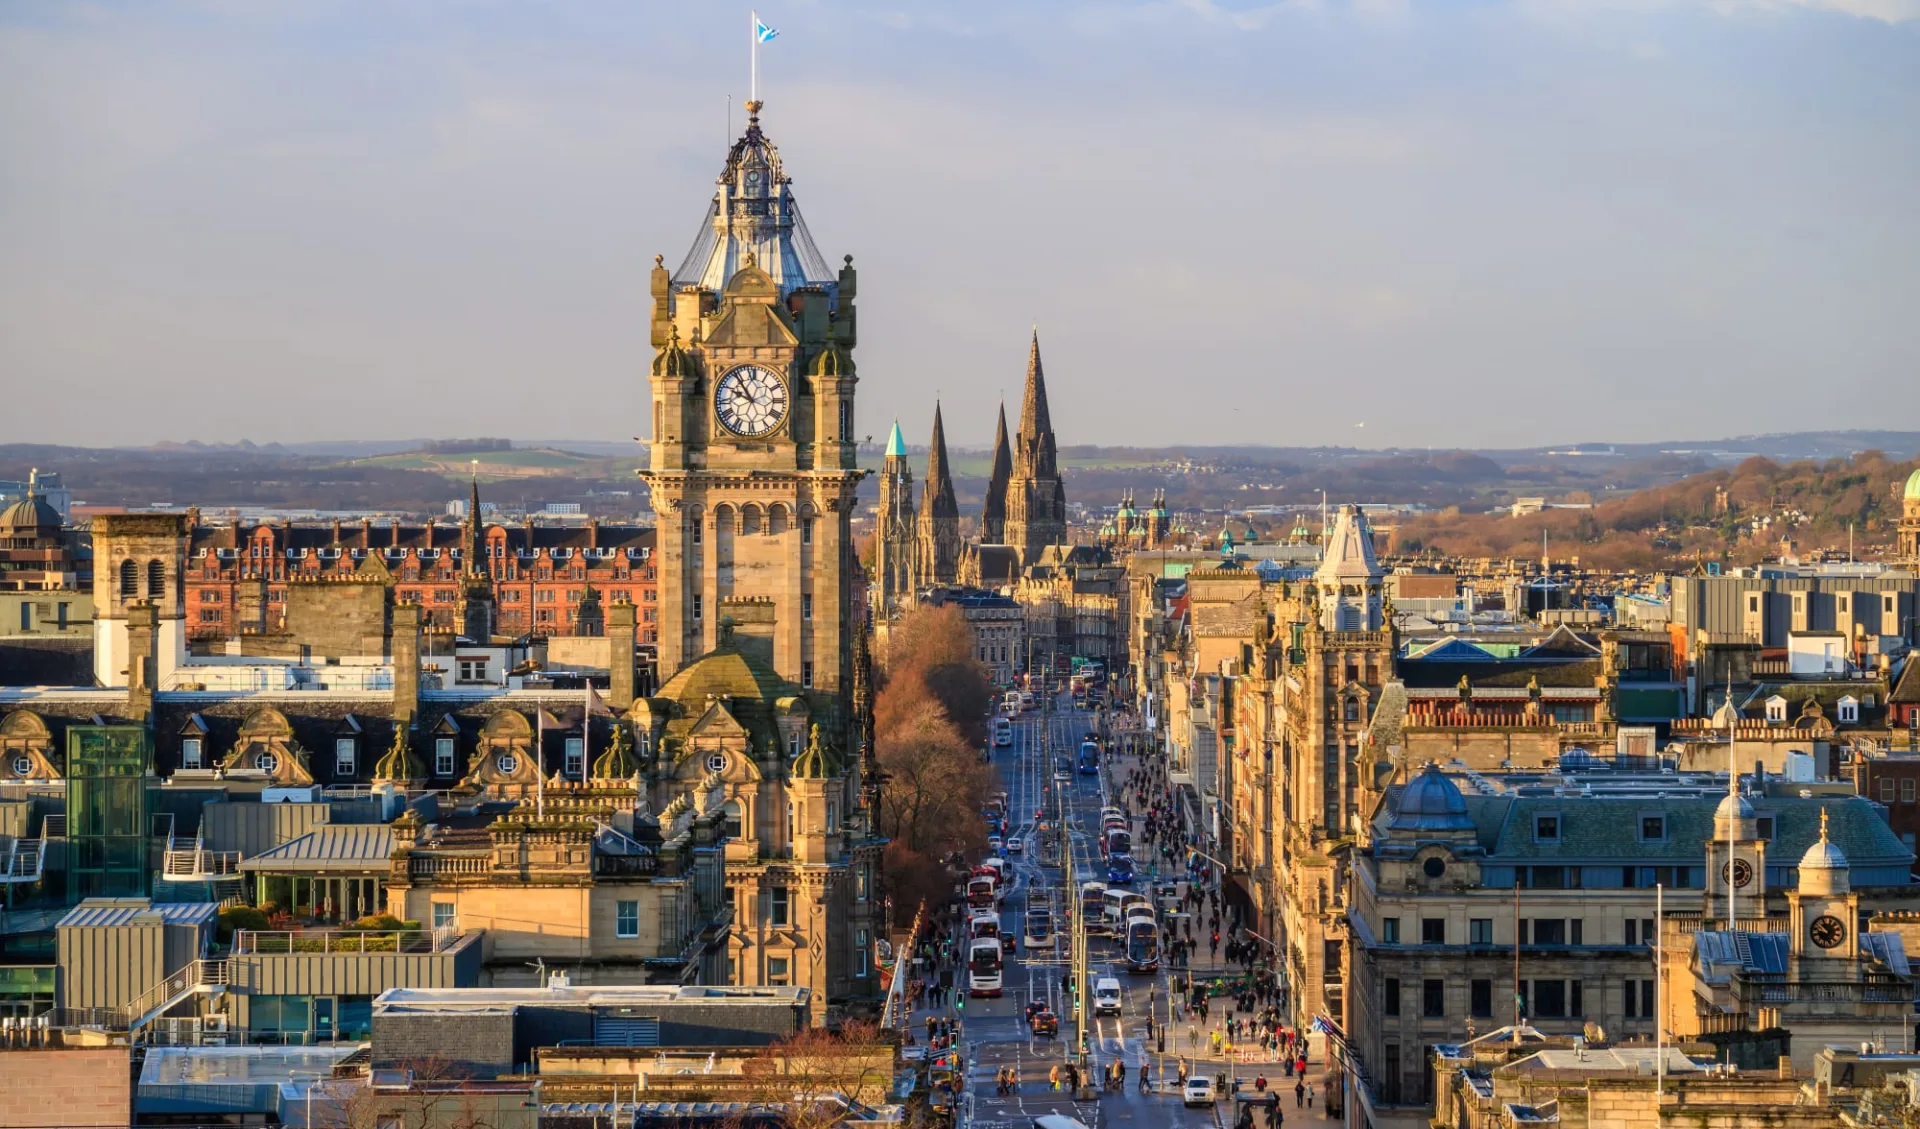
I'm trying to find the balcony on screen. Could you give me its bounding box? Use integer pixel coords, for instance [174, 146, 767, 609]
[232, 928, 464, 955]
[405, 854, 490, 880]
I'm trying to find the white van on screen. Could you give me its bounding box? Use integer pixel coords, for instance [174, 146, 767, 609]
[1093, 976, 1122, 1015]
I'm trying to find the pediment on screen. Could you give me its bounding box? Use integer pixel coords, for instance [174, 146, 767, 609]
[689, 702, 750, 740]
[705, 302, 798, 350]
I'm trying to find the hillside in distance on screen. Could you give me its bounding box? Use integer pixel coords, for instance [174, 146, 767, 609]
[1388, 450, 1920, 571]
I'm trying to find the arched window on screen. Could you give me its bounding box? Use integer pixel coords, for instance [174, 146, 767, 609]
[146, 560, 166, 599]
[723, 801, 743, 839]
[119, 559, 139, 598]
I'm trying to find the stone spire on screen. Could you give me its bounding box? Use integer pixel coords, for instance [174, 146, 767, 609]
[982, 401, 1012, 544]
[914, 403, 961, 589]
[1016, 331, 1057, 480]
[874, 419, 916, 616]
[464, 473, 484, 579]
[1004, 330, 1068, 564]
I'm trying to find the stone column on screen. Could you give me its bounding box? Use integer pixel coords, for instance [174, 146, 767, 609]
[607, 602, 637, 711]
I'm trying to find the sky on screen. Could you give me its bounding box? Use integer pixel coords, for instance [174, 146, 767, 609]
[2, 1, 1917, 451]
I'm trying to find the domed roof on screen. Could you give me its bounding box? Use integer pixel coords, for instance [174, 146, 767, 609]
[1905, 468, 1920, 501]
[1715, 793, 1755, 822]
[0, 494, 59, 532]
[1799, 807, 1848, 872]
[655, 642, 794, 707]
[1389, 763, 1474, 832]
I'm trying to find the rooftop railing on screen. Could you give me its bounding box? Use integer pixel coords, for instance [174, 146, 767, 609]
[233, 928, 462, 955]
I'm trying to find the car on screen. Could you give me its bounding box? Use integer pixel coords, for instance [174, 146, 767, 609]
[1183, 1075, 1217, 1107]
[987, 834, 1004, 855]
[1093, 977, 1122, 1016]
[1006, 836, 1024, 854]
[1001, 933, 1018, 954]
[1028, 1007, 1059, 1037]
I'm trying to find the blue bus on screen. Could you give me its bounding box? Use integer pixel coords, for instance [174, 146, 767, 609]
[1077, 740, 1100, 775]
[1106, 854, 1135, 886]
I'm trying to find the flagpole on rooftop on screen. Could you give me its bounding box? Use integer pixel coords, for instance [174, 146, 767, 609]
[751, 11, 759, 104]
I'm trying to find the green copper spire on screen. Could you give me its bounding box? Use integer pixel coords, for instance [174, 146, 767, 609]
[886, 420, 906, 458]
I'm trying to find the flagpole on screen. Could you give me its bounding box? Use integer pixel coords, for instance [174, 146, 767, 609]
[751, 10, 758, 104]
[536, 707, 546, 820]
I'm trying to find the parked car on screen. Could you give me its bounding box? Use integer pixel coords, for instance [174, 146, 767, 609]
[1183, 1075, 1217, 1107]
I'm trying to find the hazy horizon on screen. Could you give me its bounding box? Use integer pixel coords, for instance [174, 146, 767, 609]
[3, 2, 1916, 449]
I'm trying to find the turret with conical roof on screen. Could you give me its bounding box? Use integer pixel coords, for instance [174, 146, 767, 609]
[914, 403, 961, 589]
[1004, 331, 1068, 564]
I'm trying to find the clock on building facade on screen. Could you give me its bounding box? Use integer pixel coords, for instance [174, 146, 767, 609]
[1721, 859, 1754, 888]
[715, 364, 790, 438]
[1809, 914, 1847, 950]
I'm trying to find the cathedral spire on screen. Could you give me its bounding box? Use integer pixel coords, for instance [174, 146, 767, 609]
[464, 470, 484, 580]
[924, 402, 959, 520]
[982, 401, 1012, 544]
[914, 402, 961, 588]
[1019, 330, 1054, 451]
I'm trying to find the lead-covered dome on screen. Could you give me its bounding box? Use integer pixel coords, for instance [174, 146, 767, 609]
[1390, 763, 1474, 832]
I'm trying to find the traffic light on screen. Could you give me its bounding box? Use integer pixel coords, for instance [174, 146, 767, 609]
[956, 993, 966, 1011]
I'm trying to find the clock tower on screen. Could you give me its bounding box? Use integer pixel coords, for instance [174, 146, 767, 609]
[643, 101, 862, 705]
[1789, 808, 1859, 966]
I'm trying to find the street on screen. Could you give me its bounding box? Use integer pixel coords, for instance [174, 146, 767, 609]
[905, 690, 1348, 1129]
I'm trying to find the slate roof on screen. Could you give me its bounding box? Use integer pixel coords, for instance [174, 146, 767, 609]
[239, 824, 396, 872]
[1892, 655, 1920, 706]
[1439, 793, 1914, 876]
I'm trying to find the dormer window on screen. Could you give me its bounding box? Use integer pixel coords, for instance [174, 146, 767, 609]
[1837, 696, 1860, 724]
[1534, 814, 1561, 843]
[1766, 696, 1788, 723]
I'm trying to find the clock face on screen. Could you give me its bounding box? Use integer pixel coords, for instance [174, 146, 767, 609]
[714, 364, 789, 438]
[1809, 914, 1847, 950]
[1723, 859, 1754, 889]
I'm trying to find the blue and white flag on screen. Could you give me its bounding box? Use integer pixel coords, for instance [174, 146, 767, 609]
[755, 14, 778, 43]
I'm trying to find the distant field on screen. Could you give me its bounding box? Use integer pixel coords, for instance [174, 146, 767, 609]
[349, 447, 621, 478]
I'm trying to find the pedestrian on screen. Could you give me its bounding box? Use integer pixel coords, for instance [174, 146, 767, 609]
[1307, 1083, 1315, 1109]
[1051, 1064, 1061, 1092]
[1295, 1079, 1306, 1108]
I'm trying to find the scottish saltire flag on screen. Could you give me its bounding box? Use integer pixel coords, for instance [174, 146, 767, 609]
[755, 14, 778, 43]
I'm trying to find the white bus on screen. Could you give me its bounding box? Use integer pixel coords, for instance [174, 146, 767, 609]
[968, 937, 1004, 997]
[993, 717, 1014, 747]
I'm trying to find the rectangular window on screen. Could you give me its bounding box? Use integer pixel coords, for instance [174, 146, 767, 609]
[802, 661, 813, 687]
[1534, 815, 1560, 842]
[1532, 919, 1566, 945]
[766, 956, 789, 985]
[1904, 779, 1916, 804]
[1421, 918, 1445, 945]
[1422, 979, 1445, 1018]
[769, 886, 789, 927]
[1533, 980, 1567, 1017]
[457, 658, 488, 682]
[1571, 980, 1583, 1017]
[435, 738, 455, 777]
[1625, 978, 1641, 1018]
[803, 593, 813, 620]
[1381, 917, 1400, 944]
[180, 738, 202, 770]
[1639, 979, 1654, 1018]
[432, 902, 455, 931]
[801, 519, 813, 546]
[1469, 918, 1493, 946]
[1383, 977, 1400, 1016]
[854, 929, 870, 977]
[335, 738, 355, 775]
[1640, 815, 1666, 842]
[692, 594, 703, 620]
[1881, 778, 1896, 803]
[1570, 918, 1583, 945]
[1624, 919, 1638, 946]
[1756, 817, 1773, 840]
[1470, 979, 1493, 1018]
[616, 900, 639, 938]
[565, 737, 585, 778]
[856, 865, 870, 902]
